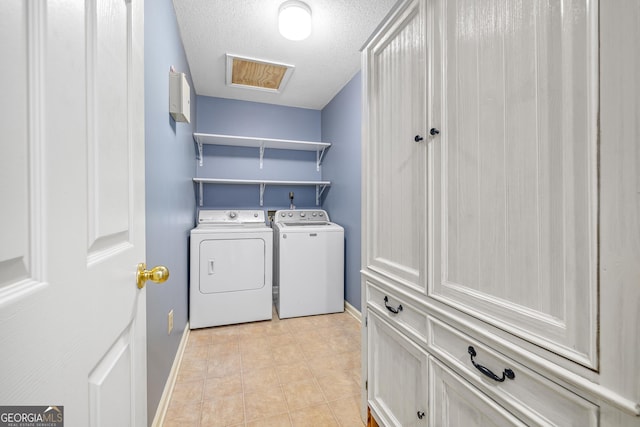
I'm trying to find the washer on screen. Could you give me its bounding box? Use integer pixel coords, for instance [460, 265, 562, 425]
[190, 209, 272, 329]
[273, 209, 344, 319]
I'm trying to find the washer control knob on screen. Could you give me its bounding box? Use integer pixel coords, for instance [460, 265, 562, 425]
[312, 212, 317, 217]
[319, 212, 324, 217]
[229, 211, 237, 219]
[288, 212, 293, 217]
[254, 213, 258, 217]
[300, 212, 306, 217]
[281, 212, 286, 217]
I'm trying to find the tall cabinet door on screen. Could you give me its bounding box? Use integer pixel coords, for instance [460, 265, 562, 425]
[428, 0, 599, 368]
[362, 0, 428, 294]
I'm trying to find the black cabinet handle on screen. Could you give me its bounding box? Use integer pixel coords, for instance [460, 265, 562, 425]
[414, 135, 424, 142]
[417, 411, 426, 419]
[384, 296, 403, 314]
[468, 346, 515, 382]
[430, 128, 440, 135]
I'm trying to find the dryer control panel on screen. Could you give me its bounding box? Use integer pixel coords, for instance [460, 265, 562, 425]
[198, 209, 265, 225]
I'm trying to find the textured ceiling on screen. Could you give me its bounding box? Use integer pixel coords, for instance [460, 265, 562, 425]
[172, 0, 398, 110]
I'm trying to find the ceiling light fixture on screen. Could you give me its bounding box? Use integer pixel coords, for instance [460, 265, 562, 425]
[278, 0, 312, 41]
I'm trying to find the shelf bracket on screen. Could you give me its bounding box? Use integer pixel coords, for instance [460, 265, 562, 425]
[196, 141, 203, 167]
[316, 184, 328, 206]
[259, 183, 266, 207]
[316, 147, 328, 171]
[259, 144, 265, 169]
[198, 181, 203, 206]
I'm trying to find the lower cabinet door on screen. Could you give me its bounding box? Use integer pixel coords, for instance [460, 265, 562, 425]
[429, 356, 527, 427]
[368, 310, 428, 426]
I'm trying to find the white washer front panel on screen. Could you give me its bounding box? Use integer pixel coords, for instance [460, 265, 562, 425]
[199, 238, 266, 293]
[275, 223, 344, 318]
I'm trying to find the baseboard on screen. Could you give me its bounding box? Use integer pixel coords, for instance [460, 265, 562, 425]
[151, 322, 190, 427]
[344, 300, 362, 322]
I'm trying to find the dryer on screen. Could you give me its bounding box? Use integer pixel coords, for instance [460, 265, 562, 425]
[190, 210, 272, 328]
[273, 209, 344, 319]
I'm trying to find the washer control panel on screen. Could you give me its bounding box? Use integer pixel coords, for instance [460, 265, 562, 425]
[198, 209, 265, 225]
[273, 209, 329, 225]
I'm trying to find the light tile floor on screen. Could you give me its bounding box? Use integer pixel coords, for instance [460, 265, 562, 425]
[163, 308, 364, 427]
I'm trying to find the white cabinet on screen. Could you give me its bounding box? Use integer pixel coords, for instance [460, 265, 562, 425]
[362, 0, 640, 425]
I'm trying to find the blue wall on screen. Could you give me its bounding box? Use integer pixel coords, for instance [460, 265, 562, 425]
[144, 0, 196, 423]
[196, 97, 322, 210]
[321, 72, 363, 310]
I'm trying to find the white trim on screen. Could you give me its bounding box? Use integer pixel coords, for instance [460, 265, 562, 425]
[344, 300, 361, 323]
[151, 322, 191, 427]
[28, 0, 46, 284]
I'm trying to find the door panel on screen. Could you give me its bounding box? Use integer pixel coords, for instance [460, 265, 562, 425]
[199, 238, 266, 293]
[368, 311, 428, 427]
[88, 325, 134, 427]
[429, 0, 599, 368]
[0, 1, 146, 426]
[363, 0, 428, 294]
[0, 0, 38, 292]
[87, 0, 132, 257]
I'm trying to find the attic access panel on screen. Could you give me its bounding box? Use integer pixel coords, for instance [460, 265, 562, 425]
[226, 54, 295, 93]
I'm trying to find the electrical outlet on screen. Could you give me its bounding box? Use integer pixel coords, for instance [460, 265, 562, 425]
[167, 309, 174, 335]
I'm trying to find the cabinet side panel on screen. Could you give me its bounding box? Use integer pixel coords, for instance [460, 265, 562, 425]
[599, 0, 640, 403]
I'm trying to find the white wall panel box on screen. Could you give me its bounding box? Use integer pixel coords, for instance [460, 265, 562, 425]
[169, 71, 190, 123]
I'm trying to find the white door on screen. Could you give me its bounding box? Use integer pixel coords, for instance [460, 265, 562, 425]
[362, 0, 429, 295]
[0, 1, 147, 426]
[428, 0, 599, 369]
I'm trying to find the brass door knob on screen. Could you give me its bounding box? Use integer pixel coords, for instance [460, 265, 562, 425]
[137, 263, 169, 289]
